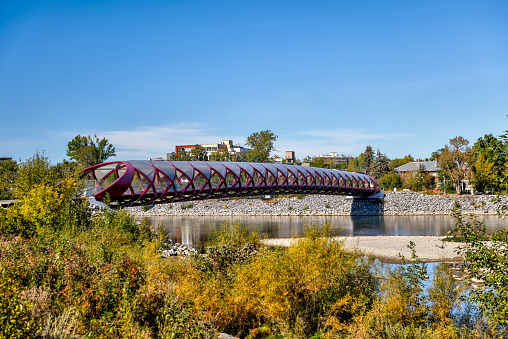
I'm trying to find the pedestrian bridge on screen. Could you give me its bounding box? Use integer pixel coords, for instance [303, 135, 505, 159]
[81, 160, 382, 207]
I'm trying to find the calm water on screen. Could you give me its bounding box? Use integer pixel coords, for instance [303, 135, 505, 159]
[138, 215, 507, 248]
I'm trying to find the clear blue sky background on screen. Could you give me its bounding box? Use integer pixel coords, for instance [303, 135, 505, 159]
[1, 0, 508, 164]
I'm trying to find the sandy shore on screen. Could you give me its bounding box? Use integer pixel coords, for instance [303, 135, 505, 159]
[262, 236, 465, 263]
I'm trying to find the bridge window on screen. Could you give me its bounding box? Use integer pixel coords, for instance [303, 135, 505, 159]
[315, 174, 323, 186]
[323, 175, 330, 187]
[306, 174, 313, 186]
[154, 171, 171, 193]
[193, 171, 207, 191]
[277, 170, 286, 186]
[346, 177, 351, 187]
[331, 176, 338, 187]
[338, 176, 344, 187]
[288, 173, 296, 186]
[240, 170, 252, 188]
[266, 171, 275, 186]
[174, 171, 190, 191]
[210, 172, 222, 188]
[253, 171, 264, 188]
[131, 170, 151, 193]
[298, 174, 305, 187]
[225, 171, 237, 188]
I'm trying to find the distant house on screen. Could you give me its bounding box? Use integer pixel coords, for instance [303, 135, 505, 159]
[394, 161, 441, 190]
[394, 160, 473, 194]
[394, 161, 440, 176]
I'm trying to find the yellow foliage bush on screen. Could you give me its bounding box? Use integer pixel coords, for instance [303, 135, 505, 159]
[177, 225, 377, 337]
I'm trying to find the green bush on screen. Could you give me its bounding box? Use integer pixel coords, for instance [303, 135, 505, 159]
[0, 270, 38, 338]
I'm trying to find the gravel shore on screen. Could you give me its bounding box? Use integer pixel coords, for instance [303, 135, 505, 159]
[263, 236, 464, 263]
[128, 192, 505, 217]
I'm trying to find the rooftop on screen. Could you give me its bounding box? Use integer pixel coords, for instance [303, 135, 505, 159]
[394, 161, 440, 172]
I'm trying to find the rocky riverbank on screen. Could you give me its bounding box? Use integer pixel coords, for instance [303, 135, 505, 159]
[127, 192, 506, 216]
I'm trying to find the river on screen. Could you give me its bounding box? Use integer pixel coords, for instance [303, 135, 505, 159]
[138, 215, 507, 248]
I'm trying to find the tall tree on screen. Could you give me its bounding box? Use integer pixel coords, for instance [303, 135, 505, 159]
[174, 149, 191, 161]
[209, 149, 230, 161]
[472, 134, 507, 192]
[245, 130, 278, 163]
[370, 150, 392, 179]
[362, 146, 374, 174]
[471, 153, 496, 193]
[190, 144, 207, 161]
[67, 134, 116, 168]
[437, 136, 472, 195]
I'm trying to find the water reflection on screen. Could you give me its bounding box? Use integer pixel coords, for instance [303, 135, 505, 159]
[139, 215, 507, 248]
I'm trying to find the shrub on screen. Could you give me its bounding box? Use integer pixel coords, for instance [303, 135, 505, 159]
[450, 205, 508, 328]
[0, 270, 38, 338]
[178, 225, 377, 337]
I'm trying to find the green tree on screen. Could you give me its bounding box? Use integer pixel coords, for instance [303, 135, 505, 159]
[66, 134, 116, 168]
[190, 144, 207, 161]
[378, 172, 402, 190]
[245, 130, 278, 163]
[209, 149, 230, 161]
[311, 158, 326, 168]
[230, 152, 246, 162]
[174, 149, 191, 161]
[430, 148, 445, 161]
[471, 153, 496, 193]
[335, 161, 347, 170]
[472, 134, 507, 192]
[0, 160, 18, 200]
[437, 136, 472, 195]
[450, 204, 508, 327]
[390, 155, 414, 169]
[370, 150, 392, 179]
[346, 154, 364, 173]
[362, 146, 374, 174]
[14, 151, 60, 198]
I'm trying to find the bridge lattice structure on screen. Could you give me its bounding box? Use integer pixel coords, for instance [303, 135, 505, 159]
[81, 160, 382, 207]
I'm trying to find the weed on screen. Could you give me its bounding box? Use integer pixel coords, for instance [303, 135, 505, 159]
[181, 203, 194, 210]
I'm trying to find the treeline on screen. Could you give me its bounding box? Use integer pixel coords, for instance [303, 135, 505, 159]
[309, 130, 508, 195]
[0, 134, 117, 200]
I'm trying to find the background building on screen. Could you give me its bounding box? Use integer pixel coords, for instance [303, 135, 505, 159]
[174, 140, 250, 160]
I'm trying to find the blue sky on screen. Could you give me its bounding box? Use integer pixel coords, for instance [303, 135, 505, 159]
[1, 0, 508, 164]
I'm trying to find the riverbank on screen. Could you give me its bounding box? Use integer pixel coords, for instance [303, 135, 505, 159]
[263, 235, 464, 263]
[128, 192, 506, 216]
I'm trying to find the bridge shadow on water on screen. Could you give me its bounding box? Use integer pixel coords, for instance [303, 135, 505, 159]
[350, 198, 384, 216]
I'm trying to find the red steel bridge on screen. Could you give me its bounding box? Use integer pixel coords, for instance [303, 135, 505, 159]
[81, 160, 383, 207]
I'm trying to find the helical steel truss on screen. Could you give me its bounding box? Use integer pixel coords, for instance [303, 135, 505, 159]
[81, 160, 382, 206]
